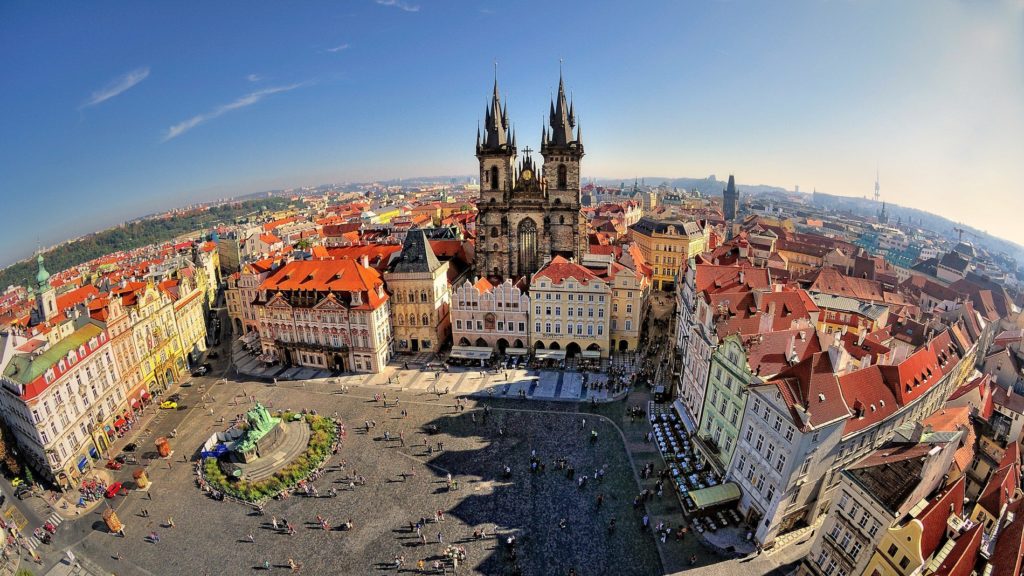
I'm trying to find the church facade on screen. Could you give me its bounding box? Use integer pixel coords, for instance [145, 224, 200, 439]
[474, 74, 587, 281]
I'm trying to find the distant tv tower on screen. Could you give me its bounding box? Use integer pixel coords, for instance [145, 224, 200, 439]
[873, 169, 881, 203]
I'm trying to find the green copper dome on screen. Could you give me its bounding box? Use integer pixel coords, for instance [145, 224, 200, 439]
[35, 253, 51, 287]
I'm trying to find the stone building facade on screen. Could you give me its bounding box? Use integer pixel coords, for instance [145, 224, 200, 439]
[475, 74, 586, 281]
[385, 231, 451, 354]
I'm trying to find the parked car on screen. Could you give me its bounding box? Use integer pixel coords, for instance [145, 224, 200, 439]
[191, 367, 208, 377]
[160, 401, 178, 410]
[123, 442, 137, 452]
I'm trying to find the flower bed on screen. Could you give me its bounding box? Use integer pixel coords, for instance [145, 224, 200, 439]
[201, 413, 340, 503]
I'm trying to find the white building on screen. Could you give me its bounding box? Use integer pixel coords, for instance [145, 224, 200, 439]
[451, 278, 529, 352]
[0, 321, 127, 489]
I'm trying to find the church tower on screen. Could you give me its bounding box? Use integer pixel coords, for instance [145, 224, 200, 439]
[32, 253, 57, 324]
[540, 70, 586, 264]
[474, 69, 586, 281]
[475, 77, 517, 279]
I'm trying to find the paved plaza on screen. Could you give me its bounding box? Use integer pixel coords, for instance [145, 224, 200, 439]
[52, 382, 661, 576]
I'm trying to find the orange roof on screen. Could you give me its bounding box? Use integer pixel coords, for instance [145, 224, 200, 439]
[259, 259, 387, 309]
[259, 233, 282, 245]
[262, 216, 300, 232]
[921, 407, 975, 475]
[977, 443, 1021, 517]
[534, 256, 603, 286]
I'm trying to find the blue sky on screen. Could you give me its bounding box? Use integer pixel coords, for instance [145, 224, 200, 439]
[1, 1, 1022, 268]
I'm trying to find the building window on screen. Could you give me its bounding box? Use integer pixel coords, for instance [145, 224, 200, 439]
[776, 454, 786, 473]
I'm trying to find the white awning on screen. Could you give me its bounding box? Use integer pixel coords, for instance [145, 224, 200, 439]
[504, 347, 529, 355]
[581, 350, 602, 359]
[534, 350, 567, 361]
[449, 346, 493, 360]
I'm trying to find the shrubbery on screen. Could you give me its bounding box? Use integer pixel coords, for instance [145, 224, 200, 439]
[201, 414, 338, 503]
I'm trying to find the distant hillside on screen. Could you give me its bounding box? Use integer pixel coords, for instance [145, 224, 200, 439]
[593, 176, 788, 198]
[0, 197, 292, 290]
[809, 191, 1024, 266]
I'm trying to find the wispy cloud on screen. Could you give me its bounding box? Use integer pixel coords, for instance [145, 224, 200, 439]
[81, 67, 150, 108]
[376, 0, 419, 12]
[162, 83, 307, 142]
[246, 74, 263, 82]
[326, 43, 350, 52]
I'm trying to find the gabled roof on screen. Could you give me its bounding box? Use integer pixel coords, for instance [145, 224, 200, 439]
[976, 442, 1021, 518]
[769, 351, 850, 430]
[990, 498, 1024, 576]
[802, 267, 885, 302]
[917, 475, 966, 560]
[259, 259, 387, 309]
[931, 522, 983, 576]
[878, 345, 941, 405]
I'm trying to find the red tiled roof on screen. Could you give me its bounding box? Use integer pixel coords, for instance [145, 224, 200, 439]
[262, 216, 300, 232]
[917, 475, 966, 560]
[839, 366, 900, 435]
[932, 522, 983, 576]
[534, 256, 604, 286]
[770, 351, 850, 430]
[259, 259, 387, 309]
[991, 498, 1024, 576]
[977, 442, 1021, 518]
[744, 329, 822, 379]
[259, 233, 282, 245]
[878, 345, 941, 405]
[695, 264, 771, 294]
[805, 267, 885, 302]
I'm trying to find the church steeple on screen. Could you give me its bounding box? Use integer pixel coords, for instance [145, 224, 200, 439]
[480, 76, 512, 152]
[547, 70, 576, 147]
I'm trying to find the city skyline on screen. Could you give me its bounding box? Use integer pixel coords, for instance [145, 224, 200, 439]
[1, 0, 1022, 268]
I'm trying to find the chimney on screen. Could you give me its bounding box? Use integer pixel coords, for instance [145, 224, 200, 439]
[787, 333, 798, 364]
[360, 255, 370, 269]
[739, 270, 745, 285]
[857, 328, 866, 346]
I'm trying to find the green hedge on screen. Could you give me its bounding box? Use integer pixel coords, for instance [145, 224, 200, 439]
[202, 414, 337, 503]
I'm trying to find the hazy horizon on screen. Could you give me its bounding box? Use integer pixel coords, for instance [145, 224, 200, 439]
[2, 0, 1022, 266]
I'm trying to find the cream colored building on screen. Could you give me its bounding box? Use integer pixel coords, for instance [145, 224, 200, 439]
[530, 256, 611, 358]
[385, 231, 451, 354]
[0, 321, 126, 490]
[226, 258, 279, 335]
[451, 278, 529, 352]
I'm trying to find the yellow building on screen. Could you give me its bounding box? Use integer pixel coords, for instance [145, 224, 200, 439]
[582, 253, 650, 353]
[863, 477, 968, 576]
[159, 271, 208, 366]
[629, 217, 707, 291]
[114, 282, 186, 394]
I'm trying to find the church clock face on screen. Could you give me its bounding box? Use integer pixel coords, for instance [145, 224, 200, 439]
[521, 169, 533, 181]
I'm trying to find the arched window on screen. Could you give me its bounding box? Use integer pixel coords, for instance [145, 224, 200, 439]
[409, 314, 417, 326]
[490, 227, 499, 238]
[490, 166, 499, 190]
[422, 314, 430, 326]
[559, 215, 565, 225]
[557, 164, 567, 189]
[518, 218, 538, 276]
[420, 291, 428, 303]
